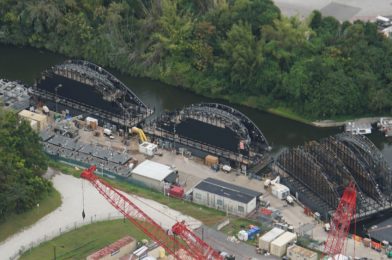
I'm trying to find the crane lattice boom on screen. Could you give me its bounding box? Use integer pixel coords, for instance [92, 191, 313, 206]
[81, 166, 222, 260]
[324, 181, 357, 257]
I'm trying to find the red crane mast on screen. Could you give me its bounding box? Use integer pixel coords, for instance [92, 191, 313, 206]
[323, 181, 357, 257]
[81, 166, 222, 260]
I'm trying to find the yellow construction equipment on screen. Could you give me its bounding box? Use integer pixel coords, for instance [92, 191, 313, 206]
[131, 127, 147, 142]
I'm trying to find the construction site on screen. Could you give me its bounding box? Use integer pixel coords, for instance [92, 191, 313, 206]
[143, 103, 272, 174]
[2, 59, 392, 259]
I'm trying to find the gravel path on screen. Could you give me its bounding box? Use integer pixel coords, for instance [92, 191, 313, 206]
[0, 169, 201, 259]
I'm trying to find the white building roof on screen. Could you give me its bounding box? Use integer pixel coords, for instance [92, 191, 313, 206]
[131, 160, 175, 181]
[260, 227, 285, 243]
[272, 183, 289, 192]
[271, 232, 297, 247]
[140, 142, 157, 149]
[18, 110, 47, 122]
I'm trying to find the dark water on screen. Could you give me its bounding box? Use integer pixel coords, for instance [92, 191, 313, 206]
[2, 44, 392, 159]
[2, 44, 392, 235]
[0, 44, 343, 155]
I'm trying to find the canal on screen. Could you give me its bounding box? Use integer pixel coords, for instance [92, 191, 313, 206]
[2, 44, 391, 158]
[1, 43, 392, 237]
[0, 44, 341, 154]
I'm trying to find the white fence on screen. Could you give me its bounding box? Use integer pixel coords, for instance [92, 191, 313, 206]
[8, 212, 123, 260]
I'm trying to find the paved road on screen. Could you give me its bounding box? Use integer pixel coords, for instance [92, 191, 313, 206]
[273, 0, 392, 21]
[0, 169, 201, 259]
[195, 225, 279, 260]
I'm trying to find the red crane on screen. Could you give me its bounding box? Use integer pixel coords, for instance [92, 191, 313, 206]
[323, 181, 357, 257]
[80, 165, 222, 260]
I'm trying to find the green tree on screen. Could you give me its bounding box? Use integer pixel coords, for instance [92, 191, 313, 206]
[218, 21, 264, 94]
[0, 109, 51, 220]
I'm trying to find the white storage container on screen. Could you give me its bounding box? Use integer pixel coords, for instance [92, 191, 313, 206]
[258, 227, 285, 251]
[270, 231, 297, 257]
[139, 142, 158, 156]
[271, 183, 290, 199]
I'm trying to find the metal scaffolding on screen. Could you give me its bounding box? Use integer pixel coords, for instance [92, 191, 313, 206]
[31, 60, 153, 128]
[144, 103, 271, 172]
[276, 134, 392, 221]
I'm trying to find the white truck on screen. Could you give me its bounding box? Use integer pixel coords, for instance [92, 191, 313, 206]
[286, 195, 294, 205]
[264, 179, 271, 188]
[103, 128, 114, 139]
[222, 165, 232, 173]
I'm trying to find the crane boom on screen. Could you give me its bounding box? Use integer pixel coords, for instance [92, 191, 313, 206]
[323, 181, 357, 257]
[80, 166, 222, 260]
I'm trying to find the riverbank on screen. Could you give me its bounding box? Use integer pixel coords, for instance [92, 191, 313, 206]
[312, 117, 380, 127]
[0, 42, 386, 129]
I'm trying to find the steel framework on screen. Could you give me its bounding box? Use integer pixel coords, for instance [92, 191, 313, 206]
[54, 60, 148, 109]
[275, 134, 392, 221]
[324, 182, 357, 257]
[32, 60, 153, 128]
[182, 103, 269, 151]
[80, 166, 222, 260]
[143, 103, 271, 171]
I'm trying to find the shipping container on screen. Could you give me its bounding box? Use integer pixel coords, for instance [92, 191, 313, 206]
[270, 231, 297, 257]
[258, 227, 285, 251]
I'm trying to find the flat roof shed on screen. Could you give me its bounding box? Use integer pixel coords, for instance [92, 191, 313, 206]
[194, 177, 261, 204]
[131, 160, 177, 191]
[193, 177, 262, 216]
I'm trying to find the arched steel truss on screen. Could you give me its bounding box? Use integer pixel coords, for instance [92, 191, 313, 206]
[275, 134, 392, 220]
[31, 60, 152, 127]
[277, 147, 340, 208]
[335, 133, 392, 195]
[143, 103, 270, 170]
[53, 60, 148, 110]
[181, 103, 269, 152]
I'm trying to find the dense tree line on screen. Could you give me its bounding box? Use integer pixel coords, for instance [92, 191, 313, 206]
[1, 0, 392, 118]
[0, 108, 51, 220]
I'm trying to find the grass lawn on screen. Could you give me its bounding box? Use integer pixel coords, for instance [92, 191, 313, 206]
[49, 160, 226, 226]
[268, 107, 313, 125]
[20, 219, 147, 260]
[0, 188, 62, 243]
[48, 160, 82, 178]
[221, 217, 264, 245]
[49, 160, 263, 239]
[105, 178, 226, 226]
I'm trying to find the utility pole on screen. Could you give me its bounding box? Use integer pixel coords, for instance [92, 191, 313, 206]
[55, 84, 63, 114]
[173, 124, 176, 152]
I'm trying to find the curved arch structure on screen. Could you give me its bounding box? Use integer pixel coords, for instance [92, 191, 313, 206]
[144, 103, 271, 171]
[181, 103, 270, 151]
[276, 134, 392, 221]
[59, 60, 148, 109]
[31, 60, 153, 128]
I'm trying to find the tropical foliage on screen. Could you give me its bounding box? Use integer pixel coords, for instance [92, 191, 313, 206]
[1, 0, 392, 118]
[0, 108, 51, 220]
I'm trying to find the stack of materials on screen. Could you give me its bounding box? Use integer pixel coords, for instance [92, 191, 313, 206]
[205, 155, 219, 166]
[86, 116, 98, 130]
